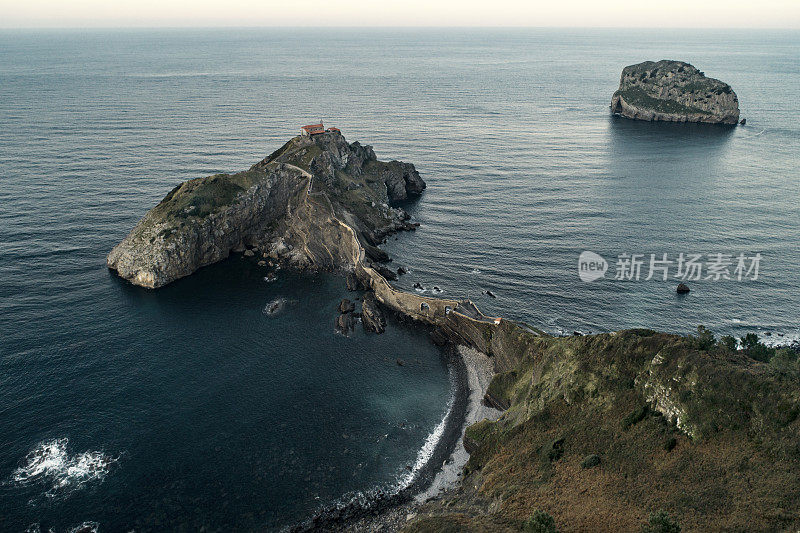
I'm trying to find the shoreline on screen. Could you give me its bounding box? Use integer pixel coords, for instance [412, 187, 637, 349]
[415, 346, 501, 503]
[290, 342, 499, 532]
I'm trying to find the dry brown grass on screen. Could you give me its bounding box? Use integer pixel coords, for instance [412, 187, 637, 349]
[407, 331, 800, 532]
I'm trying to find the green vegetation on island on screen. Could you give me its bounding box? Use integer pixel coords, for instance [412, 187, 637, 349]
[611, 60, 740, 124]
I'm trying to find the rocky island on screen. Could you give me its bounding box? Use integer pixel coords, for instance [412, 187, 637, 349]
[611, 60, 740, 124]
[109, 132, 800, 532]
[107, 130, 424, 288]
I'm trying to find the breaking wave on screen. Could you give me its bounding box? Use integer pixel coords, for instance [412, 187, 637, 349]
[68, 521, 99, 533]
[10, 438, 119, 499]
[295, 362, 463, 530]
[396, 392, 454, 491]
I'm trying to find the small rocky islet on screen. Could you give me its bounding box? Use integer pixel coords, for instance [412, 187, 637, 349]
[109, 124, 800, 531]
[611, 59, 741, 124]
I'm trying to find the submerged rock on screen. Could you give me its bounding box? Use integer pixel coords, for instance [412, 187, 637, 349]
[611, 60, 740, 124]
[264, 298, 291, 316]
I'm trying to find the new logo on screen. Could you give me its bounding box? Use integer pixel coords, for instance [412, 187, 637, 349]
[578, 251, 608, 282]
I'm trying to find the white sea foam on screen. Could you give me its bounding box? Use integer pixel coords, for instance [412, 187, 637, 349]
[396, 370, 456, 492]
[68, 522, 99, 533]
[11, 438, 118, 499]
[761, 332, 800, 348]
[263, 297, 295, 316]
[303, 365, 460, 526]
[396, 406, 450, 491]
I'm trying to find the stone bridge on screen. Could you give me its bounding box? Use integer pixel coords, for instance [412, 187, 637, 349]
[300, 183, 542, 371]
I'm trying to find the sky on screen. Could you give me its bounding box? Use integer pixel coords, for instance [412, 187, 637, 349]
[1, 0, 799, 29]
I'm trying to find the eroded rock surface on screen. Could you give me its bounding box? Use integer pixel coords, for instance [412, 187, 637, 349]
[107, 131, 425, 288]
[360, 292, 386, 334]
[611, 60, 740, 124]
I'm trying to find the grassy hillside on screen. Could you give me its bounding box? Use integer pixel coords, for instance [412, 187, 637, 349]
[614, 87, 710, 117]
[407, 329, 800, 532]
[152, 169, 266, 223]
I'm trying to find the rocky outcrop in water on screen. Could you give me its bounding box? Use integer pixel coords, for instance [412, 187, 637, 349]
[107, 131, 425, 288]
[338, 299, 356, 314]
[611, 60, 740, 124]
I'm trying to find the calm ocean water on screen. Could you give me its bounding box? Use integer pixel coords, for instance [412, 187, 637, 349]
[1, 28, 799, 530]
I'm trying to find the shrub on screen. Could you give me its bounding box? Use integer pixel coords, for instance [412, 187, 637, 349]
[543, 437, 565, 463]
[769, 349, 800, 373]
[719, 335, 738, 351]
[740, 333, 760, 351]
[581, 454, 601, 469]
[524, 510, 558, 533]
[740, 333, 775, 362]
[642, 510, 681, 533]
[622, 405, 649, 430]
[689, 326, 716, 351]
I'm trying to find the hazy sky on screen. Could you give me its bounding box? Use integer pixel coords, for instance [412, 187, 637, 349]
[1, 0, 799, 28]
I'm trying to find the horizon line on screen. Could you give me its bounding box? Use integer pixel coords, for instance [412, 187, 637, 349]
[2, 25, 800, 30]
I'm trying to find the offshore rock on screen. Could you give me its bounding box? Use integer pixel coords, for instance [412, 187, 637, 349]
[335, 312, 355, 334]
[338, 299, 356, 314]
[375, 265, 398, 281]
[611, 60, 740, 124]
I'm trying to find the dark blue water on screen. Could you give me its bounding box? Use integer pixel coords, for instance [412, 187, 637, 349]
[0, 259, 453, 530]
[1, 28, 799, 531]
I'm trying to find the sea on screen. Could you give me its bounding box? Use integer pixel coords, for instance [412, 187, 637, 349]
[1, 28, 798, 531]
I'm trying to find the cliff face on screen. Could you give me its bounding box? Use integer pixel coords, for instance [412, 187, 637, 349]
[611, 60, 740, 124]
[107, 131, 424, 288]
[253, 133, 425, 202]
